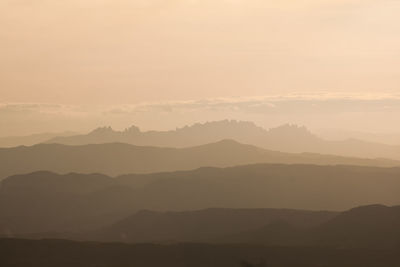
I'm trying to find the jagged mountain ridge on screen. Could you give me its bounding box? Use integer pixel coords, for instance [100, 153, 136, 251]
[45, 120, 400, 160]
[46, 120, 314, 149]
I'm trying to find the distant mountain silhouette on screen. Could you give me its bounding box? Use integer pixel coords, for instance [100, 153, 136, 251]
[0, 140, 398, 181]
[2, 164, 400, 234]
[45, 120, 400, 160]
[319, 129, 400, 146]
[0, 131, 77, 148]
[45, 121, 276, 147]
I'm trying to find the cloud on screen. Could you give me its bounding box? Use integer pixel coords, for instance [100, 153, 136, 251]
[2, 93, 400, 137]
[2, 92, 400, 118]
[103, 93, 400, 115]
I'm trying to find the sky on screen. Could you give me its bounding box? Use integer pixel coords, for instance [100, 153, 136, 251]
[1, 0, 400, 136]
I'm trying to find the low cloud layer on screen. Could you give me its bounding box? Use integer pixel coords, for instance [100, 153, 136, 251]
[2, 93, 400, 137]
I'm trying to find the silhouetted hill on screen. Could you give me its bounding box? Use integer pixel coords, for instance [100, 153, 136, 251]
[92, 208, 336, 243]
[319, 129, 400, 146]
[2, 239, 400, 267]
[219, 220, 307, 247]
[92, 205, 400, 249]
[0, 140, 398, 181]
[215, 205, 400, 249]
[46, 121, 276, 147]
[45, 120, 400, 160]
[2, 164, 400, 234]
[0, 172, 124, 234]
[314, 205, 400, 249]
[45, 121, 321, 152]
[0, 131, 77, 148]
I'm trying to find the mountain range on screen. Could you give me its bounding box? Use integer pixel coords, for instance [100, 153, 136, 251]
[0, 139, 398, 182]
[0, 131, 77, 148]
[44, 120, 400, 160]
[4, 204, 400, 250]
[318, 129, 400, 146]
[89, 208, 337, 244]
[2, 164, 400, 235]
[87, 204, 400, 249]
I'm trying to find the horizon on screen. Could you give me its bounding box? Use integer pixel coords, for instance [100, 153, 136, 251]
[2, 1, 400, 266]
[2, 92, 400, 137]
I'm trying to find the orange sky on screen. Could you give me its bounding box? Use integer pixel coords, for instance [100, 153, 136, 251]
[1, 0, 400, 105]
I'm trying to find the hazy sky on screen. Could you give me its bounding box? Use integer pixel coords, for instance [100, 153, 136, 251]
[1, 0, 400, 135]
[1, 0, 400, 104]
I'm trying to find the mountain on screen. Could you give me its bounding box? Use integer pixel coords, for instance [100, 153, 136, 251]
[6, 205, 400, 250]
[2, 164, 400, 234]
[70, 205, 400, 249]
[318, 129, 400, 146]
[0, 172, 121, 234]
[45, 121, 275, 148]
[44, 121, 324, 153]
[314, 205, 400, 249]
[222, 205, 400, 249]
[45, 120, 400, 160]
[0, 131, 77, 148]
[0, 140, 398, 182]
[91, 208, 336, 243]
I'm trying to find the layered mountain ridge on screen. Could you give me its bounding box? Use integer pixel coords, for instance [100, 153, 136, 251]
[0, 139, 397, 182]
[2, 164, 400, 235]
[44, 120, 400, 160]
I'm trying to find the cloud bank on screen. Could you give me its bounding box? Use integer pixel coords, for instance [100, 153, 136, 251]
[2, 93, 400, 137]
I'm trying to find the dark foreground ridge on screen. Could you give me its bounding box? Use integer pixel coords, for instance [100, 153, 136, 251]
[1, 238, 400, 267]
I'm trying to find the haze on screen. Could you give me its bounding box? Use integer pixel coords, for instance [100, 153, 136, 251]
[1, 0, 400, 105]
[2, 0, 400, 137]
[3, 2, 400, 266]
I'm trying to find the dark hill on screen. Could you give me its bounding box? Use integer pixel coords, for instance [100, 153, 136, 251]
[91, 205, 400, 249]
[2, 164, 400, 234]
[314, 205, 400, 249]
[92, 208, 336, 243]
[215, 205, 400, 249]
[6, 205, 400, 250]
